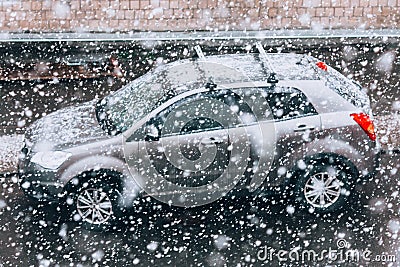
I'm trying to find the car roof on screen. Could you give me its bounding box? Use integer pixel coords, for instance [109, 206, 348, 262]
[154, 53, 371, 113]
[164, 53, 319, 83]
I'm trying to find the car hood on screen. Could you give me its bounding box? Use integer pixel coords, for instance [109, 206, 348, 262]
[25, 100, 109, 151]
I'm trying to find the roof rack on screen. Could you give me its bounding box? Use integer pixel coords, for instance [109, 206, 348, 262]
[205, 76, 217, 90]
[192, 45, 217, 90]
[194, 45, 205, 60]
[255, 42, 278, 84]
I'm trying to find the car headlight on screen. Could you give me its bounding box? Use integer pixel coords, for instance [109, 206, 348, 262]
[31, 151, 72, 170]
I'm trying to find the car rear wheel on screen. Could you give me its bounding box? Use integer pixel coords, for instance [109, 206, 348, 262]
[294, 159, 355, 214]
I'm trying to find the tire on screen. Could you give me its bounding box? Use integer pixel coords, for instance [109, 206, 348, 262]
[66, 177, 124, 231]
[294, 158, 356, 214]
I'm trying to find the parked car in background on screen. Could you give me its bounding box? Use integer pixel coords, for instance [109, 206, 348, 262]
[18, 51, 379, 230]
[0, 54, 122, 81]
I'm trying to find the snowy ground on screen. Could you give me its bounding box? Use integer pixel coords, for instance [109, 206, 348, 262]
[0, 134, 23, 173]
[0, 153, 398, 266]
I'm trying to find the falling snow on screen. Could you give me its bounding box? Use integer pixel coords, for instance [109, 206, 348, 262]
[1, 2, 400, 266]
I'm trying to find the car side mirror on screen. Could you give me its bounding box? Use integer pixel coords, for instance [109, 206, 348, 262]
[145, 124, 161, 141]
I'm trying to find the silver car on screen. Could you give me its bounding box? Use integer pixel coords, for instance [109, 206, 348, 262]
[18, 53, 379, 230]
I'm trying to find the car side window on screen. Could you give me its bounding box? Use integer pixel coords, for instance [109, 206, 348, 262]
[152, 89, 260, 136]
[234, 88, 274, 122]
[147, 91, 231, 137]
[262, 87, 317, 121]
[234, 87, 316, 122]
[127, 91, 226, 141]
[179, 117, 223, 134]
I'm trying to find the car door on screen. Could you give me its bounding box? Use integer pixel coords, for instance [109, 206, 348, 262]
[264, 87, 321, 187]
[134, 90, 241, 192]
[222, 88, 276, 193]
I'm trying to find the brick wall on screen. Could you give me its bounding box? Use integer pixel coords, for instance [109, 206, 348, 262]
[0, 0, 399, 32]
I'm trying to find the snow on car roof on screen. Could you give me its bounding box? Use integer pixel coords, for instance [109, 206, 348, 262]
[160, 53, 370, 112]
[164, 53, 319, 85]
[202, 53, 320, 81]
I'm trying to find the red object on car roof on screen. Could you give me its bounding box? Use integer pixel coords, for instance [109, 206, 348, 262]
[316, 61, 328, 71]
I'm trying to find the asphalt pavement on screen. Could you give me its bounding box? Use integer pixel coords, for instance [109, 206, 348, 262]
[0, 153, 398, 266]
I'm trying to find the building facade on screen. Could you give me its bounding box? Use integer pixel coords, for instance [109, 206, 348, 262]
[0, 0, 398, 32]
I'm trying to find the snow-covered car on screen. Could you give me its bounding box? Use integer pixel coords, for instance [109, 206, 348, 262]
[18, 52, 379, 230]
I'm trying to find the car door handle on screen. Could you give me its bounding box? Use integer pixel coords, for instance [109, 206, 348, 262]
[294, 124, 315, 132]
[201, 137, 224, 145]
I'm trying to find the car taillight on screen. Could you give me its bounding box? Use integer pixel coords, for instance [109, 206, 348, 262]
[350, 113, 376, 141]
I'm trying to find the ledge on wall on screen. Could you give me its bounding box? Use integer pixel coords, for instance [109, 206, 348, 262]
[0, 29, 399, 45]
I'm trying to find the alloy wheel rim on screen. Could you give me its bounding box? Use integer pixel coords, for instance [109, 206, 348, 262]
[304, 172, 341, 208]
[76, 188, 113, 225]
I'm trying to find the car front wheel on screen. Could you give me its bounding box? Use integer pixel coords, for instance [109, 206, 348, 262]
[67, 178, 123, 231]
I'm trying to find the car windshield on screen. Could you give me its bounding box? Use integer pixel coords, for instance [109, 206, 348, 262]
[97, 68, 171, 134]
